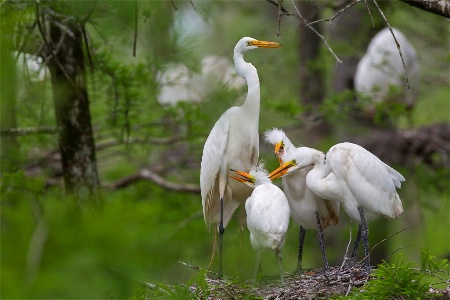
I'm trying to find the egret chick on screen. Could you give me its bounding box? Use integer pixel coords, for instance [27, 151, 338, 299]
[230, 164, 290, 284]
[270, 142, 405, 274]
[265, 128, 339, 272]
[200, 37, 281, 277]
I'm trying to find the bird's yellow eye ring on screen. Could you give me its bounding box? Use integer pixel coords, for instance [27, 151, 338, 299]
[246, 41, 251, 46]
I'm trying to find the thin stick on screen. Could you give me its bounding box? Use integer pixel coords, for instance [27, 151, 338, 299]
[363, 0, 375, 27]
[385, 244, 411, 261]
[340, 220, 353, 271]
[369, 226, 411, 255]
[307, 0, 362, 26]
[291, 0, 342, 63]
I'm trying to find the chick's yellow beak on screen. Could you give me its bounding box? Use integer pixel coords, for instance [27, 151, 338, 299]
[268, 160, 297, 181]
[229, 169, 255, 187]
[249, 40, 281, 48]
[274, 142, 284, 165]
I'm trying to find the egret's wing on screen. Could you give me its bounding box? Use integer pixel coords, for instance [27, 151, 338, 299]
[200, 111, 231, 230]
[330, 143, 403, 219]
[384, 163, 405, 188]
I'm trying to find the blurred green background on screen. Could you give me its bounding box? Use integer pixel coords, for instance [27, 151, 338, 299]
[1, 1, 449, 298]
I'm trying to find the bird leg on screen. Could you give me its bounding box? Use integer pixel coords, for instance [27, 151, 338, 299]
[358, 206, 371, 275]
[276, 248, 284, 285]
[218, 196, 224, 278]
[295, 226, 306, 273]
[348, 224, 362, 268]
[315, 212, 330, 270]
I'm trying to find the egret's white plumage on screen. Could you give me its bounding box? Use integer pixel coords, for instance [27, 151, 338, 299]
[270, 141, 405, 273]
[265, 128, 339, 271]
[230, 164, 290, 283]
[354, 28, 419, 113]
[200, 37, 281, 277]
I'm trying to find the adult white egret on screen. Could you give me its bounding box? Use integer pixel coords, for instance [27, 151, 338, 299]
[265, 128, 339, 272]
[200, 37, 281, 277]
[229, 165, 290, 284]
[354, 28, 419, 117]
[270, 142, 405, 274]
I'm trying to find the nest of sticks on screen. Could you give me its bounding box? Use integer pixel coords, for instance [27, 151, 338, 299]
[185, 262, 370, 299]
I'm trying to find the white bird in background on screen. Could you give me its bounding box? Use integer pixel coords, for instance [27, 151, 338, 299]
[270, 142, 405, 274]
[265, 128, 339, 272]
[354, 27, 419, 117]
[229, 164, 290, 284]
[200, 37, 281, 277]
[15, 51, 49, 83]
[157, 56, 246, 106]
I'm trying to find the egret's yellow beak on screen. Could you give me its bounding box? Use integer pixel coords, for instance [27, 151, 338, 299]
[249, 40, 281, 48]
[229, 169, 255, 188]
[268, 160, 297, 181]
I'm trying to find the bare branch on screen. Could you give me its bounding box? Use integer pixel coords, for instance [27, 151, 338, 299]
[95, 135, 184, 151]
[306, 0, 361, 26]
[291, 0, 342, 63]
[108, 168, 200, 194]
[1, 126, 58, 136]
[265, 0, 288, 13]
[401, 0, 450, 18]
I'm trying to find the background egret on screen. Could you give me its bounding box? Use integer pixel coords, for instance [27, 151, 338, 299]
[200, 37, 281, 277]
[270, 142, 405, 274]
[354, 27, 419, 120]
[265, 128, 339, 272]
[230, 165, 290, 283]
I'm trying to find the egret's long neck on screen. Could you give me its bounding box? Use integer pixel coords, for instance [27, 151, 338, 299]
[303, 148, 327, 179]
[234, 51, 260, 119]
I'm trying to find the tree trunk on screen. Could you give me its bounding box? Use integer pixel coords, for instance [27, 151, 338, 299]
[44, 11, 99, 203]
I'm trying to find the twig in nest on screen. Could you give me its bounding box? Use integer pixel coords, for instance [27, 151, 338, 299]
[340, 220, 354, 271]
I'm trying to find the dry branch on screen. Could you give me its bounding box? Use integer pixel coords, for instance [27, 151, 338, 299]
[401, 0, 450, 18]
[1, 126, 58, 136]
[108, 168, 200, 194]
[352, 123, 450, 169]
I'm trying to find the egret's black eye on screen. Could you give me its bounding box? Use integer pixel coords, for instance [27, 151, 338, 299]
[292, 160, 297, 165]
[246, 41, 251, 46]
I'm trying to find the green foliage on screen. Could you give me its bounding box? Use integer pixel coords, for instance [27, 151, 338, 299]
[421, 249, 449, 276]
[349, 258, 429, 299]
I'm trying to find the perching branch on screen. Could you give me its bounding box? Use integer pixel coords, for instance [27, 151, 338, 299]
[401, 0, 450, 18]
[108, 168, 200, 194]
